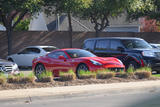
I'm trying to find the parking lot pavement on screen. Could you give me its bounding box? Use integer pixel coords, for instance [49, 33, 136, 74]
[0, 80, 160, 101]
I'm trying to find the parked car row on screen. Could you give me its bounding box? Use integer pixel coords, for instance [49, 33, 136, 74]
[1, 37, 160, 77]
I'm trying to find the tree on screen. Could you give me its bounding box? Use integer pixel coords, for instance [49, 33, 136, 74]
[79, 0, 128, 37]
[127, 0, 160, 20]
[0, 0, 44, 55]
[45, 0, 91, 47]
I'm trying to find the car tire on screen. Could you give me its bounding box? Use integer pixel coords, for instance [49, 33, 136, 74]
[35, 64, 46, 80]
[76, 63, 89, 78]
[8, 58, 14, 62]
[127, 61, 138, 70]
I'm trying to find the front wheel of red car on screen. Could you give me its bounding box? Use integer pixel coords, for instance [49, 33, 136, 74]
[76, 63, 89, 78]
[35, 64, 46, 80]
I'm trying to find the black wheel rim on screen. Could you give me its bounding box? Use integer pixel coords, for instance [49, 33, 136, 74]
[77, 64, 88, 77]
[35, 65, 45, 78]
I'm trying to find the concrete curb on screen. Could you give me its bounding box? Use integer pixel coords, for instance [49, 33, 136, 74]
[0, 80, 160, 100]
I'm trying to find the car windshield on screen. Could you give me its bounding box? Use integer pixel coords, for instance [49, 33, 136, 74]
[121, 39, 152, 49]
[43, 47, 58, 52]
[66, 49, 96, 58]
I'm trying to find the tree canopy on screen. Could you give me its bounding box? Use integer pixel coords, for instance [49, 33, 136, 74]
[78, 0, 128, 36]
[127, 0, 160, 21]
[0, 0, 44, 55]
[45, 0, 91, 15]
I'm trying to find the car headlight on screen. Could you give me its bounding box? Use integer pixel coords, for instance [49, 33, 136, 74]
[90, 60, 102, 66]
[117, 59, 123, 65]
[142, 51, 155, 57]
[12, 63, 19, 71]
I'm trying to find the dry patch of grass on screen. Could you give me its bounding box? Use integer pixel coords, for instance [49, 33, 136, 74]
[135, 67, 152, 79]
[78, 70, 96, 79]
[0, 73, 7, 85]
[96, 70, 115, 79]
[37, 71, 54, 83]
[8, 73, 36, 84]
[59, 70, 76, 81]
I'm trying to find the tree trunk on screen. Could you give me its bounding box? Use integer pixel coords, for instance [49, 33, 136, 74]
[95, 30, 99, 37]
[67, 12, 73, 48]
[95, 24, 99, 37]
[6, 27, 12, 55]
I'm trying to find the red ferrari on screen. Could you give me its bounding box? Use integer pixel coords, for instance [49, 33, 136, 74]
[32, 49, 125, 77]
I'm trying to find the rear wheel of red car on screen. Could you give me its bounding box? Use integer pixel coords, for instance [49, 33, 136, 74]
[76, 63, 89, 78]
[35, 64, 45, 80]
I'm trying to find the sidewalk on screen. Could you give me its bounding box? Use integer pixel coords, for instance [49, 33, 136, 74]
[0, 80, 160, 100]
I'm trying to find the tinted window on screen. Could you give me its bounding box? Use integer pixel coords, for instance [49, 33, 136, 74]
[43, 47, 58, 52]
[121, 39, 152, 49]
[48, 51, 68, 59]
[95, 40, 109, 50]
[19, 48, 40, 54]
[66, 49, 96, 58]
[84, 40, 94, 50]
[110, 40, 123, 50]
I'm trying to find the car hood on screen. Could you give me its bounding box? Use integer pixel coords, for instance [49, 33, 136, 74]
[81, 57, 122, 65]
[0, 59, 13, 65]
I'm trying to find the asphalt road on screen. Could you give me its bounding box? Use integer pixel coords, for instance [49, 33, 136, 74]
[1, 87, 160, 107]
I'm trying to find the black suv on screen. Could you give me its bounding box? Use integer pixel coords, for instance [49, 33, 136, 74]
[83, 37, 160, 72]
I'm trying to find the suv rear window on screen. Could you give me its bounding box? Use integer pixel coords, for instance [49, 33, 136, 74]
[110, 40, 124, 50]
[95, 39, 110, 50]
[84, 40, 95, 50]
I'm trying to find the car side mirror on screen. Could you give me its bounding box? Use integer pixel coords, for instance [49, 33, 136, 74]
[58, 56, 66, 61]
[117, 47, 125, 52]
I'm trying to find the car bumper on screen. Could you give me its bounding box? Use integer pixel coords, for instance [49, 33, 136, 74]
[88, 64, 125, 72]
[143, 57, 160, 71]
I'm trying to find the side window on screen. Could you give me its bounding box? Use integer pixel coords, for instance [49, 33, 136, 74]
[19, 48, 28, 54]
[83, 40, 94, 50]
[110, 40, 123, 50]
[27, 48, 40, 54]
[48, 51, 68, 59]
[95, 40, 109, 50]
[19, 48, 40, 54]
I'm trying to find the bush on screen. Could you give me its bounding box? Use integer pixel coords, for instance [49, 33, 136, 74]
[116, 71, 128, 78]
[37, 71, 53, 82]
[78, 70, 96, 79]
[135, 67, 152, 79]
[8, 73, 36, 84]
[59, 70, 76, 81]
[96, 69, 115, 79]
[126, 67, 135, 78]
[0, 73, 7, 85]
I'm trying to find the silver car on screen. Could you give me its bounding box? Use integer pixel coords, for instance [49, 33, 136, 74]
[7, 46, 58, 67]
[0, 58, 19, 75]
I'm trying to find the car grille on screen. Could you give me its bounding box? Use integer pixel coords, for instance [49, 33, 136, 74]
[108, 68, 124, 72]
[0, 65, 12, 72]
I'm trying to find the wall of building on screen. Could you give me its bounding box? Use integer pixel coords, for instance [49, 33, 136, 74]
[0, 31, 160, 58]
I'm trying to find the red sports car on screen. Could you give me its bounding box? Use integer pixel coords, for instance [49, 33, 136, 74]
[32, 49, 125, 77]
